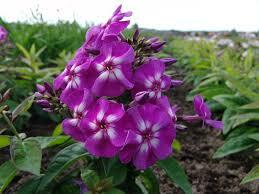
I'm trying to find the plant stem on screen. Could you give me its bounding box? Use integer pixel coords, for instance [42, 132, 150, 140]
[1, 111, 21, 140]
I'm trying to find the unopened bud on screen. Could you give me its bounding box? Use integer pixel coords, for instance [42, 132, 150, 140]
[161, 58, 177, 66]
[36, 84, 45, 93]
[171, 79, 183, 87]
[133, 29, 140, 43]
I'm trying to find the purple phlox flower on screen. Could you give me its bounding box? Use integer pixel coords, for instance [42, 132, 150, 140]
[74, 179, 88, 194]
[146, 37, 166, 52]
[182, 95, 223, 130]
[133, 58, 172, 101]
[80, 98, 126, 157]
[84, 5, 131, 50]
[54, 59, 93, 104]
[62, 89, 94, 142]
[160, 58, 177, 66]
[90, 41, 134, 97]
[118, 103, 176, 169]
[0, 26, 8, 43]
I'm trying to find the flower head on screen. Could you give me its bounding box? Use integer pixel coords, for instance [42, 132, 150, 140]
[118, 103, 175, 169]
[133, 59, 171, 101]
[0, 26, 8, 43]
[90, 41, 134, 97]
[80, 98, 125, 157]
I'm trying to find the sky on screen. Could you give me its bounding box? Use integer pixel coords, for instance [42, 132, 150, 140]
[0, 0, 259, 31]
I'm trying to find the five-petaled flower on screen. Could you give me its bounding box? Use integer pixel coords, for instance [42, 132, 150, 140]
[118, 104, 176, 169]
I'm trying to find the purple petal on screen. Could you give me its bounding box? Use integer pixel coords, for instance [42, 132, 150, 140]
[205, 119, 224, 130]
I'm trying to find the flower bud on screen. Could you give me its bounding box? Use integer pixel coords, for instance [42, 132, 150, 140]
[161, 58, 177, 66]
[171, 79, 183, 87]
[36, 99, 51, 108]
[36, 84, 46, 93]
[44, 82, 54, 94]
[133, 29, 140, 43]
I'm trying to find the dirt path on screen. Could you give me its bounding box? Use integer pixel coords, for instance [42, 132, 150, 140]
[156, 73, 258, 194]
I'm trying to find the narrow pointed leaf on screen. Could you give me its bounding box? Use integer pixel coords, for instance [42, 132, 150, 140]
[0, 161, 18, 192]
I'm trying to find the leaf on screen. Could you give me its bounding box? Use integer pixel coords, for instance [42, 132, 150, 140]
[27, 136, 70, 149]
[106, 158, 127, 186]
[248, 133, 259, 142]
[10, 138, 42, 176]
[0, 161, 18, 192]
[213, 133, 257, 158]
[158, 157, 192, 194]
[104, 188, 125, 194]
[0, 135, 10, 149]
[12, 95, 35, 121]
[222, 109, 236, 134]
[81, 169, 100, 190]
[52, 123, 63, 136]
[240, 100, 259, 110]
[213, 95, 248, 109]
[36, 143, 88, 192]
[17, 177, 43, 194]
[138, 169, 160, 194]
[241, 165, 259, 184]
[230, 113, 259, 128]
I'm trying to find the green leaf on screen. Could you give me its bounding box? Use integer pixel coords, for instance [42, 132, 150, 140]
[27, 136, 70, 149]
[230, 113, 259, 128]
[36, 143, 88, 192]
[222, 109, 236, 134]
[81, 169, 100, 190]
[138, 169, 160, 194]
[10, 139, 42, 176]
[240, 100, 259, 110]
[213, 95, 248, 109]
[52, 123, 63, 136]
[248, 133, 259, 142]
[0, 135, 10, 149]
[213, 134, 257, 158]
[12, 95, 35, 121]
[0, 161, 18, 192]
[106, 158, 127, 186]
[17, 177, 43, 194]
[103, 188, 125, 194]
[158, 157, 192, 194]
[241, 165, 259, 184]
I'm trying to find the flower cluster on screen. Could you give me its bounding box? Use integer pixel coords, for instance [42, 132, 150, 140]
[36, 5, 222, 170]
[0, 26, 8, 43]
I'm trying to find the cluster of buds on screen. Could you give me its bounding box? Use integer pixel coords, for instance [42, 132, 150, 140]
[36, 5, 223, 170]
[128, 29, 177, 67]
[35, 82, 67, 115]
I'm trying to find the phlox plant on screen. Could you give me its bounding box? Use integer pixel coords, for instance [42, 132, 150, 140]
[0, 5, 222, 194]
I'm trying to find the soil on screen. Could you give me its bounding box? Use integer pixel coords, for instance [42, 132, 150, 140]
[1, 71, 259, 194]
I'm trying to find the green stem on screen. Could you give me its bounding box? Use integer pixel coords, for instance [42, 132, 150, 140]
[1, 111, 21, 140]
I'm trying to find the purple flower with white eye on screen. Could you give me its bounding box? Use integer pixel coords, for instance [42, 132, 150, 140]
[0, 26, 8, 43]
[90, 41, 134, 97]
[118, 103, 175, 170]
[182, 95, 223, 130]
[80, 98, 125, 157]
[84, 5, 131, 50]
[133, 59, 171, 101]
[62, 89, 94, 142]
